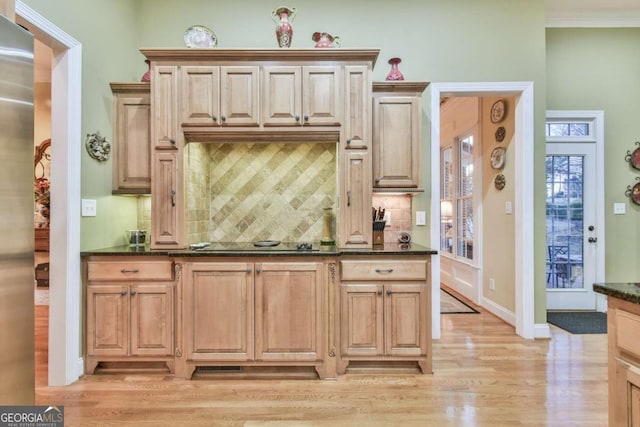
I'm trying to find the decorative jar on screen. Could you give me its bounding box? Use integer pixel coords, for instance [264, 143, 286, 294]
[272, 6, 296, 48]
[385, 57, 405, 81]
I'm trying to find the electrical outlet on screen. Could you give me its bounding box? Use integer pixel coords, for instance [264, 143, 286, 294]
[81, 199, 97, 217]
[383, 210, 391, 226]
[489, 278, 495, 291]
[416, 211, 426, 226]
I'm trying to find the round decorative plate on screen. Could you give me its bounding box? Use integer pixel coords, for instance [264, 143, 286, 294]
[490, 146, 506, 169]
[490, 99, 506, 124]
[494, 174, 506, 191]
[625, 141, 640, 170]
[626, 178, 640, 205]
[184, 25, 218, 48]
[495, 126, 506, 142]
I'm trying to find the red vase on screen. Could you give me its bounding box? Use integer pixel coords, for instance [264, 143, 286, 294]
[141, 60, 151, 83]
[386, 57, 405, 81]
[272, 6, 296, 48]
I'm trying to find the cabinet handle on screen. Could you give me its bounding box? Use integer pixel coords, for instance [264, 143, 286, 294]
[256, 268, 262, 273]
[386, 289, 393, 295]
[120, 269, 139, 273]
[221, 115, 226, 122]
[169, 138, 176, 145]
[120, 290, 127, 296]
[130, 290, 137, 296]
[375, 268, 394, 274]
[303, 115, 309, 122]
[171, 190, 176, 207]
[377, 290, 383, 296]
[347, 191, 351, 207]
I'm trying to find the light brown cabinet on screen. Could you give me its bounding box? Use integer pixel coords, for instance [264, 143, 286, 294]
[262, 65, 341, 127]
[339, 150, 371, 247]
[180, 260, 328, 378]
[110, 83, 151, 194]
[84, 258, 175, 374]
[181, 65, 260, 127]
[606, 297, 640, 427]
[372, 82, 429, 190]
[337, 257, 431, 374]
[152, 151, 183, 247]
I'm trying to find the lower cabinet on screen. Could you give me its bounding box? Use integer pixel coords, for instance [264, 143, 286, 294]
[606, 297, 640, 426]
[338, 257, 431, 374]
[84, 258, 175, 374]
[180, 260, 330, 378]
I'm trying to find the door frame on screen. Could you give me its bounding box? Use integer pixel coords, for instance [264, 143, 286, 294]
[429, 82, 539, 339]
[546, 110, 606, 312]
[17, 1, 83, 385]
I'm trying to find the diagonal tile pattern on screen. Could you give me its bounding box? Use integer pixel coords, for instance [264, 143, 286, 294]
[186, 142, 337, 243]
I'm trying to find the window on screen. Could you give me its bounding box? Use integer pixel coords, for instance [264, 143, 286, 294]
[440, 132, 475, 262]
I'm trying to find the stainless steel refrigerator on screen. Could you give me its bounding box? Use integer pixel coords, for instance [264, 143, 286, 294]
[0, 14, 35, 404]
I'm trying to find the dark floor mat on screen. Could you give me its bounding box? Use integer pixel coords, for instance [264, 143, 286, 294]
[547, 311, 607, 334]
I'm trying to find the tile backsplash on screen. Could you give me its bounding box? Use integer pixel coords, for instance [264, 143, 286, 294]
[371, 194, 413, 244]
[186, 142, 337, 243]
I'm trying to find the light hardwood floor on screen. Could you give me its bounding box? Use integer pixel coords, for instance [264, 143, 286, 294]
[34, 295, 608, 426]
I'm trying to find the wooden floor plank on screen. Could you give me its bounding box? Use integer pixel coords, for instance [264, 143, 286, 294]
[34, 303, 608, 426]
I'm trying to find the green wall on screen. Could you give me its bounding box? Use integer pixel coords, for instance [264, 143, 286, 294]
[546, 28, 640, 280]
[24, 0, 554, 323]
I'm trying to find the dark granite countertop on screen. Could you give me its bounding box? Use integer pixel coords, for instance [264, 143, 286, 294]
[81, 242, 437, 257]
[594, 282, 640, 305]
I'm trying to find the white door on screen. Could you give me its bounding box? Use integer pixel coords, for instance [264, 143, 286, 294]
[545, 114, 604, 311]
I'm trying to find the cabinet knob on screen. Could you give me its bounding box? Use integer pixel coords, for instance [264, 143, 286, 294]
[375, 178, 380, 185]
[246, 268, 252, 273]
[346, 139, 351, 145]
[377, 290, 383, 296]
[303, 115, 309, 122]
[211, 114, 217, 122]
[386, 289, 392, 295]
[169, 138, 176, 145]
[256, 268, 262, 273]
[295, 115, 300, 122]
[130, 290, 137, 296]
[120, 290, 127, 296]
[221, 115, 226, 122]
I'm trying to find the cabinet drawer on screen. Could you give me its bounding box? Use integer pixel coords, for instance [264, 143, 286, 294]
[341, 260, 427, 281]
[616, 310, 640, 357]
[87, 260, 173, 281]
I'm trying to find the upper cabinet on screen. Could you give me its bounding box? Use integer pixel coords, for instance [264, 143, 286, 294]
[372, 82, 429, 191]
[181, 66, 260, 128]
[110, 83, 151, 194]
[262, 65, 341, 127]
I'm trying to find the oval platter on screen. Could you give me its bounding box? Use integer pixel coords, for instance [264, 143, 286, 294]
[625, 142, 640, 170]
[184, 25, 218, 48]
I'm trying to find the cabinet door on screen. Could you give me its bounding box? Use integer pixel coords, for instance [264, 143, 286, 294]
[181, 66, 220, 126]
[130, 284, 174, 356]
[614, 358, 640, 427]
[184, 263, 253, 361]
[339, 150, 372, 247]
[255, 262, 323, 361]
[152, 65, 179, 149]
[340, 284, 383, 357]
[151, 151, 183, 247]
[302, 66, 341, 126]
[373, 96, 420, 187]
[262, 66, 302, 127]
[112, 89, 151, 193]
[220, 66, 260, 127]
[86, 285, 129, 357]
[384, 284, 427, 357]
[343, 65, 370, 150]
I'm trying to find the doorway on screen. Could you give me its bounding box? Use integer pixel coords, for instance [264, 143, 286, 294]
[545, 111, 605, 312]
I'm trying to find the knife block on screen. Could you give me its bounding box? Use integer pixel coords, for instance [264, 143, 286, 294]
[373, 221, 386, 245]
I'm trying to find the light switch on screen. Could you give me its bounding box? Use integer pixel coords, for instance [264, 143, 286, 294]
[416, 211, 426, 226]
[81, 199, 97, 217]
[613, 203, 626, 215]
[505, 201, 512, 215]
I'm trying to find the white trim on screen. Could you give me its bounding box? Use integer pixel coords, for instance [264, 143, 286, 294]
[546, 16, 640, 28]
[546, 110, 607, 312]
[431, 82, 536, 340]
[16, 1, 83, 386]
[481, 296, 515, 326]
[534, 323, 551, 339]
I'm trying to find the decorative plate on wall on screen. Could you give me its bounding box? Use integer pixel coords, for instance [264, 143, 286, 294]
[625, 141, 640, 170]
[490, 146, 506, 170]
[494, 174, 506, 191]
[490, 99, 506, 124]
[495, 126, 506, 142]
[184, 25, 218, 48]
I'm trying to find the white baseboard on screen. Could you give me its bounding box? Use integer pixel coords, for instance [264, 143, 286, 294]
[534, 323, 551, 339]
[481, 296, 516, 326]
